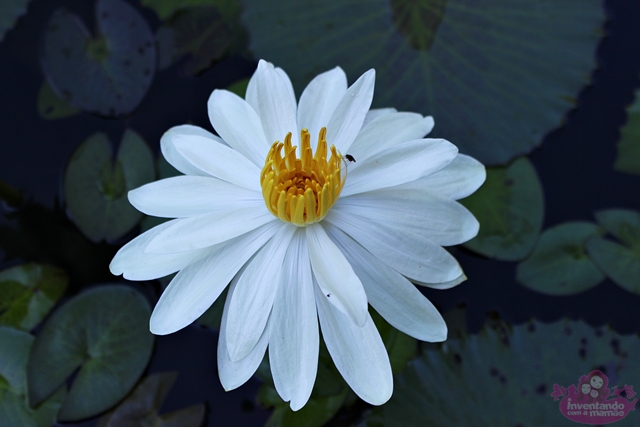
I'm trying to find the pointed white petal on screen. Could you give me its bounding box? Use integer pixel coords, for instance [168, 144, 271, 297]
[128, 176, 262, 218]
[348, 113, 435, 164]
[218, 273, 269, 390]
[326, 208, 463, 283]
[251, 60, 299, 148]
[275, 67, 296, 114]
[326, 225, 447, 342]
[149, 222, 279, 335]
[109, 219, 211, 280]
[145, 204, 275, 253]
[208, 89, 270, 166]
[269, 231, 319, 411]
[172, 134, 262, 191]
[315, 283, 392, 405]
[297, 67, 347, 150]
[160, 125, 225, 176]
[413, 273, 467, 290]
[326, 69, 375, 154]
[342, 138, 458, 197]
[226, 224, 295, 361]
[336, 189, 479, 246]
[305, 224, 367, 327]
[394, 154, 487, 200]
[361, 108, 396, 128]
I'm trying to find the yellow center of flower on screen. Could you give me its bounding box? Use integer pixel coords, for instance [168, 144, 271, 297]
[260, 127, 346, 226]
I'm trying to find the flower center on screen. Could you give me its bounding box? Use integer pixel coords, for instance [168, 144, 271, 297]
[260, 127, 346, 226]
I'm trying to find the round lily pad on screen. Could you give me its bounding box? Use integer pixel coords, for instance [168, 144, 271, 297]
[461, 157, 544, 261]
[37, 81, 79, 120]
[243, 0, 603, 165]
[0, 0, 30, 42]
[0, 263, 68, 331]
[586, 209, 640, 294]
[40, 0, 156, 117]
[614, 88, 640, 175]
[516, 222, 605, 295]
[27, 285, 154, 422]
[64, 129, 155, 243]
[363, 319, 640, 426]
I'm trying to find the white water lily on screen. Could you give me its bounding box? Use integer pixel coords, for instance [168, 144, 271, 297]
[110, 60, 485, 410]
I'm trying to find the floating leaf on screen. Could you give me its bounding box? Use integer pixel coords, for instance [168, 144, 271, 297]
[40, 0, 156, 117]
[363, 318, 640, 426]
[0, 0, 30, 42]
[243, 0, 603, 165]
[0, 263, 68, 331]
[96, 372, 205, 427]
[27, 285, 154, 422]
[0, 327, 66, 427]
[461, 157, 544, 261]
[36, 81, 79, 120]
[516, 222, 604, 295]
[614, 89, 640, 175]
[587, 209, 640, 294]
[64, 129, 155, 243]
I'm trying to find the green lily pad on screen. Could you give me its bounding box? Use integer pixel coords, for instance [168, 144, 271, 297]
[0, 0, 30, 42]
[586, 209, 640, 294]
[36, 81, 79, 120]
[516, 222, 605, 295]
[0, 327, 66, 427]
[363, 318, 640, 426]
[96, 372, 205, 427]
[460, 157, 544, 261]
[614, 89, 640, 175]
[40, 0, 155, 117]
[243, 0, 603, 165]
[64, 129, 155, 243]
[27, 285, 154, 422]
[0, 263, 68, 331]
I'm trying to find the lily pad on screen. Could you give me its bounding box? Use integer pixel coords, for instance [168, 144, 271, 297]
[0, 263, 68, 331]
[363, 318, 640, 426]
[587, 209, 640, 294]
[516, 222, 605, 295]
[614, 89, 640, 175]
[40, 0, 155, 117]
[0, 327, 66, 427]
[243, 0, 603, 165]
[37, 81, 79, 120]
[461, 157, 544, 261]
[27, 285, 154, 422]
[64, 129, 155, 243]
[0, 0, 30, 42]
[96, 372, 205, 427]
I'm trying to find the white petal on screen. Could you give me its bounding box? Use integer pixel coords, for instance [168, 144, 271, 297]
[246, 63, 297, 123]
[335, 189, 479, 246]
[218, 273, 269, 391]
[128, 176, 262, 218]
[149, 222, 280, 335]
[109, 219, 211, 280]
[305, 224, 368, 327]
[326, 208, 463, 283]
[160, 125, 224, 176]
[251, 60, 299, 148]
[145, 203, 275, 253]
[226, 224, 295, 361]
[361, 108, 396, 128]
[275, 67, 297, 114]
[326, 69, 375, 154]
[413, 273, 467, 290]
[269, 230, 319, 411]
[347, 113, 435, 164]
[394, 154, 487, 200]
[342, 138, 458, 197]
[172, 134, 262, 191]
[208, 89, 270, 166]
[297, 67, 347, 150]
[326, 225, 447, 342]
[315, 283, 392, 405]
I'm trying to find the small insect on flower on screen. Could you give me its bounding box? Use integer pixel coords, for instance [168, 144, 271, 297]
[345, 154, 356, 163]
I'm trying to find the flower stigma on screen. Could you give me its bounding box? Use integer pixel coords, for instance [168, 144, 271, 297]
[260, 127, 346, 226]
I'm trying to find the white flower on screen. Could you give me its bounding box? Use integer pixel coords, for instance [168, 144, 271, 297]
[110, 60, 485, 410]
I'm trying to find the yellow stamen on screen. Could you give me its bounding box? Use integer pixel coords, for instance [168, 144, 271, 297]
[260, 127, 346, 226]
